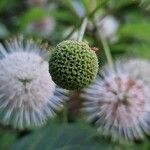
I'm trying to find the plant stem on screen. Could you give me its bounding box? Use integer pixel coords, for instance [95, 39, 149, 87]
[77, 17, 88, 42]
[63, 27, 76, 40]
[93, 21, 114, 69]
[99, 32, 114, 69]
[63, 101, 68, 123]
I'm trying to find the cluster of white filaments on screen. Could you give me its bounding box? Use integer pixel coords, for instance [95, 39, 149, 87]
[0, 39, 64, 129]
[123, 59, 150, 84]
[82, 60, 150, 141]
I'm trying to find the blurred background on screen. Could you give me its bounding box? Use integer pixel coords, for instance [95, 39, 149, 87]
[0, 0, 150, 149]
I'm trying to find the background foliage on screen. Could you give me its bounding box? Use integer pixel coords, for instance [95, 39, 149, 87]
[0, 0, 150, 149]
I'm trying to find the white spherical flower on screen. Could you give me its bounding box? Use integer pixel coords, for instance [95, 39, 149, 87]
[82, 60, 150, 141]
[0, 39, 64, 129]
[97, 15, 119, 42]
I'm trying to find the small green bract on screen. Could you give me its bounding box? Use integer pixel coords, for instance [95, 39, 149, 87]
[49, 40, 98, 90]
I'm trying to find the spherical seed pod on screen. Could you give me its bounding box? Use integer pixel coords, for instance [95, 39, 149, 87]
[49, 40, 98, 90]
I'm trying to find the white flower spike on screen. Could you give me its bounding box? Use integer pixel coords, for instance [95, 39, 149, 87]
[0, 38, 64, 129]
[82, 60, 150, 141]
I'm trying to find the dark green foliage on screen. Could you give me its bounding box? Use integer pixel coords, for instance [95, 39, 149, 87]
[0, 0, 150, 149]
[11, 122, 136, 150]
[0, 127, 17, 150]
[49, 40, 98, 90]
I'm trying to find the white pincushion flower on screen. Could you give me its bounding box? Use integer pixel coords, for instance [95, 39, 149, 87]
[0, 39, 64, 129]
[82, 60, 150, 141]
[97, 15, 119, 42]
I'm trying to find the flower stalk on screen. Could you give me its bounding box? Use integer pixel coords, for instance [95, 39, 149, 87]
[92, 20, 114, 70]
[77, 17, 88, 42]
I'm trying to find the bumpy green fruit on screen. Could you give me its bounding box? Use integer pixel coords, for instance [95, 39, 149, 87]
[49, 40, 98, 90]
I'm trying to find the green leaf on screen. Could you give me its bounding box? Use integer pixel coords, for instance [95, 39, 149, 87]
[0, 0, 19, 11]
[108, 0, 136, 10]
[11, 121, 138, 150]
[12, 123, 96, 150]
[0, 127, 17, 150]
[51, 10, 78, 24]
[59, 0, 80, 19]
[119, 22, 150, 42]
[17, 7, 48, 29]
[126, 42, 150, 59]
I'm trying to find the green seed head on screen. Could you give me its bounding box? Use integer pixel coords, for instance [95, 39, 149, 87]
[49, 40, 98, 90]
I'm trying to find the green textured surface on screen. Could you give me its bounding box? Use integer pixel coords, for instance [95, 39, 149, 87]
[0, 127, 17, 150]
[49, 40, 98, 90]
[12, 122, 135, 150]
